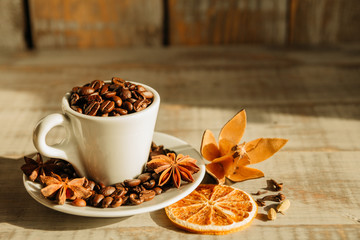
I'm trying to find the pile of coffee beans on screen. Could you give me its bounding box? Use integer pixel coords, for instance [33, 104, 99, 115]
[22, 143, 176, 208]
[69, 77, 154, 116]
[77, 171, 166, 208]
[79, 142, 171, 208]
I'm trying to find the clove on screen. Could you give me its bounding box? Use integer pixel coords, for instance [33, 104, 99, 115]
[257, 193, 285, 203]
[266, 179, 283, 191]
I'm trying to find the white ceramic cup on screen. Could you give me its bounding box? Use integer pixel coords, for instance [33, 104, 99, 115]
[33, 82, 160, 185]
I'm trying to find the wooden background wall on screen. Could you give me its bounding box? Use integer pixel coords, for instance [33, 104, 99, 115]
[0, 0, 359, 50]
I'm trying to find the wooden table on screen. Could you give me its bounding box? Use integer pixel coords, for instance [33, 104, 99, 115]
[0, 45, 359, 239]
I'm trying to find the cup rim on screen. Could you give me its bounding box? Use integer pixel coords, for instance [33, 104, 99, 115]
[62, 81, 160, 121]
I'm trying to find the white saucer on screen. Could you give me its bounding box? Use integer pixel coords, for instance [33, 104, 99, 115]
[23, 132, 206, 217]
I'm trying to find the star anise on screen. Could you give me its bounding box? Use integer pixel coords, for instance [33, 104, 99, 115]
[21, 153, 60, 182]
[40, 174, 92, 205]
[146, 153, 200, 188]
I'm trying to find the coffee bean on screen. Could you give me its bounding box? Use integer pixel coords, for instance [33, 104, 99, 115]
[127, 97, 137, 104]
[111, 187, 127, 198]
[110, 112, 121, 116]
[134, 99, 147, 112]
[99, 84, 109, 95]
[123, 101, 133, 112]
[90, 80, 104, 91]
[132, 90, 146, 100]
[120, 89, 132, 100]
[111, 197, 123, 207]
[72, 198, 87, 207]
[112, 77, 125, 85]
[84, 180, 95, 190]
[140, 190, 156, 202]
[102, 196, 113, 208]
[152, 172, 160, 180]
[143, 179, 156, 189]
[100, 100, 115, 114]
[113, 108, 128, 115]
[129, 193, 144, 205]
[142, 91, 154, 99]
[153, 187, 162, 195]
[124, 179, 141, 187]
[101, 186, 116, 196]
[78, 86, 95, 96]
[103, 91, 116, 99]
[95, 182, 106, 192]
[86, 92, 102, 102]
[92, 194, 104, 207]
[72, 86, 81, 93]
[71, 105, 82, 114]
[137, 173, 151, 183]
[70, 93, 80, 105]
[129, 84, 136, 91]
[84, 101, 100, 116]
[136, 85, 146, 92]
[112, 96, 122, 107]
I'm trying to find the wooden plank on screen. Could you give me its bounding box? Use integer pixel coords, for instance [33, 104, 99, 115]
[337, 0, 360, 43]
[29, 0, 163, 49]
[288, 0, 360, 45]
[168, 0, 288, 45]
[0, 0, 26, 50]
[288, 0, 342, 45]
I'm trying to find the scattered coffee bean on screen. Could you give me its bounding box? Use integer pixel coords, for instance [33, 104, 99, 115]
[101, 186, 116, 196]
[102, 196, 113, 208]
[72, 198, 87, 207]
[124, 179, 141, 187]
[143, 179, 156, 189]
[111, 196, 123, 207]
[153, 187, 162, 195]
[129, 193, 144, 205]
[140, 190, 156, 202]
[92, 194, 105, 207]
[137, 173, 151, 183]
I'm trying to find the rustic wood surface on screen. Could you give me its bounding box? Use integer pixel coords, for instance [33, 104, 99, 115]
[289, 0, 360, 45]
[1, 0, 360, 49]
[168, 0, 288, 45]
[29, 0, 163, 48]
[0, 45, 360, 239]
[0, 0, 26, 50]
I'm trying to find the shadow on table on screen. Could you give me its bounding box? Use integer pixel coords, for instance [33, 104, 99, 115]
[0, 155, 129, 231]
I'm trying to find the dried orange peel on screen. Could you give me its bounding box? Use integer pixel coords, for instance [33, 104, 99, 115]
[201, 109, 288, 184]
[165, 184, 257, 235]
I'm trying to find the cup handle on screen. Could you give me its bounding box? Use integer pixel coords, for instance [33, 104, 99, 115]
[33, 113, 85, 177]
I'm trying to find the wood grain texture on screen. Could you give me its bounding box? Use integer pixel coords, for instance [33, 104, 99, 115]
[168, 0, 288, 45]
[288, 0, 360, 45]
[0, 46, 359, 239]
[0, 0, 26, 50]
[337, 0, 360, 43]
[29, 0, 163, 48]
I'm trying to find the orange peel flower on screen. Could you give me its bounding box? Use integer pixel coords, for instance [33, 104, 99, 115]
[200, 109, 288, 184]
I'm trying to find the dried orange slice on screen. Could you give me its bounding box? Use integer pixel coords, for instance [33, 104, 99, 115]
[165, 184, 257, 235]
